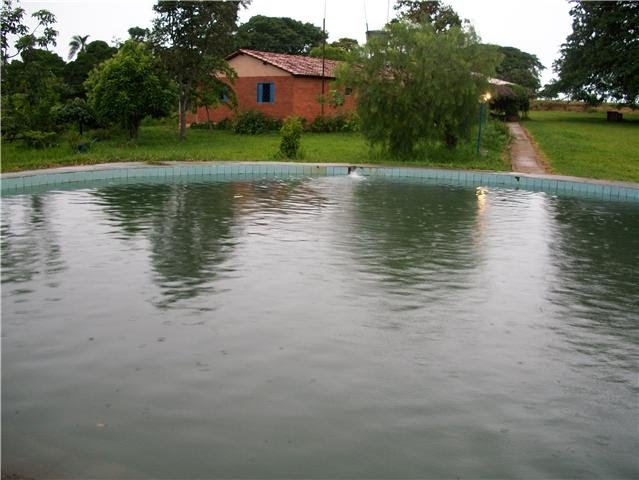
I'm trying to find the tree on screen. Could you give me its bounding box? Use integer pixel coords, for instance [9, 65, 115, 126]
[309, 38, 359, 61]
[63, 40, 117, 99]
[68, 34, 89, 60]
[192, 69, 238, 127]
[52, 97, 96, 135]
[489, 45, 544, 93]
[1, 49, 65, 139]
[1, 0, 57, 64]
[330, 37, 358, 52]
[341, 22, 499, 156]
[235, 15, 326, 55]
[309, 44, 350, 61]
[128, 26, 149, 43]
[546, 1, 639, 106]
[393, 0, 462, 32]
[86, 41, 175, 139]
[150, 0, 249, 140]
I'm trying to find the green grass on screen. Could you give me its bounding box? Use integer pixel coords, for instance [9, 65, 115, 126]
[1, 121, 510, 173]
[523, 110, 639, 183]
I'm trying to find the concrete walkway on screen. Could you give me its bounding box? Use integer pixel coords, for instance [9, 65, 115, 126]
[507, 122, 546, 174]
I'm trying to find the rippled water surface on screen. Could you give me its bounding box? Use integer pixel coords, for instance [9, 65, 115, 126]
[2, 176, 638, 478]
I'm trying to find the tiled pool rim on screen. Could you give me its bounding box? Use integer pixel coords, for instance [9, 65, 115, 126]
[2, 162, 639, 203]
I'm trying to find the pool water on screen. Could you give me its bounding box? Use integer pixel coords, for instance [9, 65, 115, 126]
[2, 176, 638, 478]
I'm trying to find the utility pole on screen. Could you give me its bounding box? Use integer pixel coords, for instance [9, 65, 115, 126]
[321, 0, 327, 117]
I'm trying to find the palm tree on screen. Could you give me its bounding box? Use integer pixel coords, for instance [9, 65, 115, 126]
[68, 34, 90, 61]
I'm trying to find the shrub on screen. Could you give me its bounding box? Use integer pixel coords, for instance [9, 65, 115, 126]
[189, 121, 214, 130]
[279, 116, 304, 159]
[215, 118, 234, 130]
[233, 110, 282, 135]
[52, 98, 97, 135]
[308, 114, 360, 133]
[87, 128, 113, 141]
[21, 130, 58, 149]
[63, 131, 95, 153]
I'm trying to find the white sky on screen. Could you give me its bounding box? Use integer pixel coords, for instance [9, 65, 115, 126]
[18, 0, 573, 85]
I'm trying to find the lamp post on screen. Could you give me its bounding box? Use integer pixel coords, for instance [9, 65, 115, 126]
[476, 92, 491, 155]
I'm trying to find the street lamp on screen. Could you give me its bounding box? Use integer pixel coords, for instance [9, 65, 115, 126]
[476, 92, 492, 155]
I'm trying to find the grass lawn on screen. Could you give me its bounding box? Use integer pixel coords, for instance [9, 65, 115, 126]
[523, 110, 639, 183]
[1, 121, 510, 173]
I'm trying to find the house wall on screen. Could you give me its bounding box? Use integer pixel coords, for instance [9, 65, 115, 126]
[291, 77, 356, 120]
[186, 53, 356, 125]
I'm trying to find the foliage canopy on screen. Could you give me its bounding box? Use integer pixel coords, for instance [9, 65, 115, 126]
[86, 41, 175, 139]
[491, 45, 544, 93]
[341, 21, 499, 157]
[393, 0, 462, 32]
[1, 0, 57, 64]
[63, 40, 117, 99]
[236, 15, 326, 55]
[546, 1, 639, 106]
[150, 0, 248, 140]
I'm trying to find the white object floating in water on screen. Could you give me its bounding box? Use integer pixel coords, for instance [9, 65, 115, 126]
[476, 187, 488, 196]
[348, 168, 365, 180]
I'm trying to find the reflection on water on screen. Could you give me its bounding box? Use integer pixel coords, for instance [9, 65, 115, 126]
[2, 177, 638, 479]
[93, 183, 237, 307]
[1, 195, 67, 325]
[547, 197, 639, 383]
[350, 181, 480, 291]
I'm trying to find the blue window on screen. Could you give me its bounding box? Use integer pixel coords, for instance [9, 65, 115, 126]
[257, 82, 275, 104]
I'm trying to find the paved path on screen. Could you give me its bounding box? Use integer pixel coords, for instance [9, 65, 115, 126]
[507, 122, 546, 174]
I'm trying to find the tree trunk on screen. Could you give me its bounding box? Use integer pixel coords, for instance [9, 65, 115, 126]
[444, 128, 458, 149]
[205, 105, 212, 130]
[129, 119, 140, 140]
[179, 94, 188, 141]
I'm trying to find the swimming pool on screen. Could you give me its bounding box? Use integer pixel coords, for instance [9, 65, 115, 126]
[2, 167, 638, 478]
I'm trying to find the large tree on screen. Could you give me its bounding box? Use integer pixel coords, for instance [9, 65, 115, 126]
[150, 0, 249, 140]
[1, 48, 65, 138]
[63, 40, 117, 99]
[86, 41, 175, 139]
[546, 1, 639, 106]
[491, 45, 544, 93]
[341, 22, 499, 157]
[1, 1, 61, 139]
[309, 45, 350, 61]
[393, 0, 462, 32]
[68, 34, 89, 60]
[309, 38, 360, 61]
[1, 0, 57, 64]
[235, 15, 326, 55]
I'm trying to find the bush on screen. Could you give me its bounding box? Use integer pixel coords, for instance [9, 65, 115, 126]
[481, 118, 510, 150]
[233, 111, 282, 135]
[215, 118, 234, 130]
[308, 114, 360, 133]
[189, 121, 214, 130]
[63, 131, 95, 153]
[279, 116, 304, 159]
[87, 128, 113, 141]
[51, 98, 97, 134]
[20, 130, 58, 149]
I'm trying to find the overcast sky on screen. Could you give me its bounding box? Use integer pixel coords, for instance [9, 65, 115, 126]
[18, 0, 573, 85]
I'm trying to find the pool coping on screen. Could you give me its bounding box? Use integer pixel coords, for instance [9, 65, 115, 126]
[2, 161, 639, 202]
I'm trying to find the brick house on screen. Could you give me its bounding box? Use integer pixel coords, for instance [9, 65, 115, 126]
[186, 49, 356, 125]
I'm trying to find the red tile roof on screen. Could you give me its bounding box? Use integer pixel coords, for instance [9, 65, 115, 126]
[229, 49, 341, 78]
